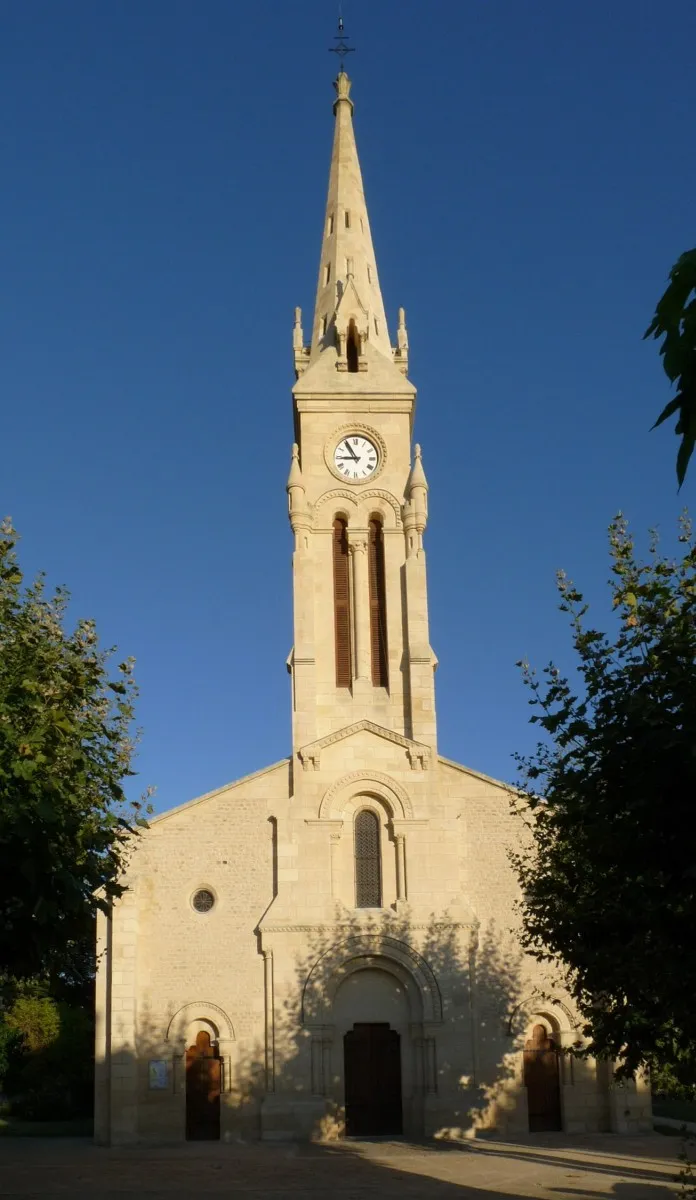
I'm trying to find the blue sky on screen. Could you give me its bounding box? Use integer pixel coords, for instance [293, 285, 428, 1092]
[2, 1, 694, 813]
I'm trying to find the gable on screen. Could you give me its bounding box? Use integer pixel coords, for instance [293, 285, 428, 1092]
[298, 721, 430, 773]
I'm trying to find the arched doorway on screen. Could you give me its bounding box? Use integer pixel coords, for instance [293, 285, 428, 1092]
[344, 1023, 402, 1135]
[523, 1023, 562, 1132]
[333, 966, 408, 1137]
[185, 1031, 221, 1141]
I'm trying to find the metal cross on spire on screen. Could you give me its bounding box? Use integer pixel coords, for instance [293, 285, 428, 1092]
[329, 15, 355, 69]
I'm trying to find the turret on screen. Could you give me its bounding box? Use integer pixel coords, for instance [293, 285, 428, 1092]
[286, 443, 309, 540]
[404, 444, 429, 557]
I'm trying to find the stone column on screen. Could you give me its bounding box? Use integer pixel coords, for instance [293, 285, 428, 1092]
[263, 950, 275, 1093]
[109, 889, 139, 1145]
[329, 827, 343, 897]
[93, 903, 112, 1145]
[349, 537, 370, 682]
[395, 834, 407, 901]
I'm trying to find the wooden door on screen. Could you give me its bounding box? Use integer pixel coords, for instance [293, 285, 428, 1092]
[185, 1031, 221, 1141]
[523, 1024, 562, 1132]
[344, 1023, 402, 1136]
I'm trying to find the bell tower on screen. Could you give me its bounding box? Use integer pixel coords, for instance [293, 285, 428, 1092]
[286, 68, 437, 771]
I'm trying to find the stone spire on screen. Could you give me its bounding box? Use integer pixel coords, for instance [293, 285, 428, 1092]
[309, 70, 394, 365]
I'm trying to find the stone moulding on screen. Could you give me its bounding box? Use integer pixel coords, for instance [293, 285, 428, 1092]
[311, 486, 403, 529]
[318, 769, 415, 820]
[300, 932, 444, 1026]
[504, 993, 580, 1038]
[323, 423, 388, 486]
[298, 719, 430, 773]
[263, 922, 468, 933]
[165, 1001, 236, 1046]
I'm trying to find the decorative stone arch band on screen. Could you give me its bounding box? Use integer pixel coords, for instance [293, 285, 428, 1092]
[505, 993, 581, 1039]
[165, 1001, 236, 1049]
[319, 770, 414, 821]
[312, 487, 403, 530]
[301, 933, 443, 1027]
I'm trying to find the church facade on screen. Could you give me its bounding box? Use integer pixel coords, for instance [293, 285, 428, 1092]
[94, 70, 651, 1145]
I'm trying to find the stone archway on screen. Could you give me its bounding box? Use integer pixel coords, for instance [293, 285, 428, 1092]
[301, 933, 442, 1027]
[164, 1001, 235, 1139]
[165, 1001, 236, 1049]
[301, 935, 442, 1139]
[523, 1023, 562, 1132]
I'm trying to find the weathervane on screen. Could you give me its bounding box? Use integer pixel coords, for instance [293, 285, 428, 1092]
[329, 15, 355, 69]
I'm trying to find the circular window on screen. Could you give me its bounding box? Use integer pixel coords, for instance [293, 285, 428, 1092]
[191, 888, 215, 914]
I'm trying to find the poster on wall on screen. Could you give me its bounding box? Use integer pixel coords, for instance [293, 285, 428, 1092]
[148, 1059, 169, 1090]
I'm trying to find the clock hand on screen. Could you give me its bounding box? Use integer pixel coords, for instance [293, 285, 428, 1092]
[342, 440, 360, 462]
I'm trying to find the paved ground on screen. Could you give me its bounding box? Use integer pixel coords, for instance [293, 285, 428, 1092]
[0, 1133, 682, 1199]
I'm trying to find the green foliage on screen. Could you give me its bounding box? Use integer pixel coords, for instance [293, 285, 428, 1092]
[0, 520, 149, 984]
[0, 1018, 21, 1085]
[652, 1062, 696, 1103]
[645, 248, 696, 487]
[513, 514, 696, 1081]
[5, 995, 60, 1053]
[0, 987, 94, 1120]
[677, 1134, 696, 1200]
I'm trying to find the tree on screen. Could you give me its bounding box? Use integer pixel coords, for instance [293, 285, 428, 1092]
[0, 519, 147, 984]
[0, 982, 94, 1119]
[646, 247, 696, 487]
[512, 514, 696, 1080]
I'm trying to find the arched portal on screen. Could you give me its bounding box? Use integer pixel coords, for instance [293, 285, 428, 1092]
[185, 1030, 221, 1141]
[302, 939, 440, 1139]
[523, 1023, 561, 1132]
[335, 967, 406, 1136]
[344, 1024, 402, 1136]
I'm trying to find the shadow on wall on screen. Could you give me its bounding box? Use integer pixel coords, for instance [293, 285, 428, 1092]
[267, 907, 529, 1140]
[96, 907, 533, 1144]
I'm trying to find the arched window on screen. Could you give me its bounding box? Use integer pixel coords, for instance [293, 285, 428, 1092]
[333, 517, 352, 687]
[354, 809, 382, 908]
[368, 517, 388, 687]
[346, 321, 359, 373]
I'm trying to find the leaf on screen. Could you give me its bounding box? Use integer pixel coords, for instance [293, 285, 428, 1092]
[647, 247, 696, 484]
[0, 519, 142, 985]
[676, 432, 695, 489]
[513, 512, 696, 1083]
[651, 395, 682, 430]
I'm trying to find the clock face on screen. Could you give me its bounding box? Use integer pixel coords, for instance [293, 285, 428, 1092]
[333, 435, 379, 481]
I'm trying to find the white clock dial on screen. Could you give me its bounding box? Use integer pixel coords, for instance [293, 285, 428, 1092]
[333, 435, 379, 481]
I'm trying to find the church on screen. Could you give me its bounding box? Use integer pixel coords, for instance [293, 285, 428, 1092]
[94, 67, 651, 1145]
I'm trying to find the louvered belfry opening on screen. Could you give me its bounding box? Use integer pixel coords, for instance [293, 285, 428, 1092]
[346, 321, 359, 373]
[368, 517, 388, 687]
[355, 809, 382, 908]
[333, 517, 352, 687]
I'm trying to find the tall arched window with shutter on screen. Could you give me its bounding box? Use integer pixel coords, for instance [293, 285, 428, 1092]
[368, 517, 388, 687]
[333, 517, 352, 687]
[354, 809, 382, 908]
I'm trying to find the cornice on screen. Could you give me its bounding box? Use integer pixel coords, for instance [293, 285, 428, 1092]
[298, 719, 430, 772]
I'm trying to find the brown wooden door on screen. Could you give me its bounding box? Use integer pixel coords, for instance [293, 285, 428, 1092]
[185, 1031, 221, 1141]
[344, 1023, 402, 1136]
[524, 1024, 562, 1132]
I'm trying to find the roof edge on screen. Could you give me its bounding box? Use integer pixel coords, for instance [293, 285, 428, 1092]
[150, 758, 292, 825]
[437, 754, 514, 793]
